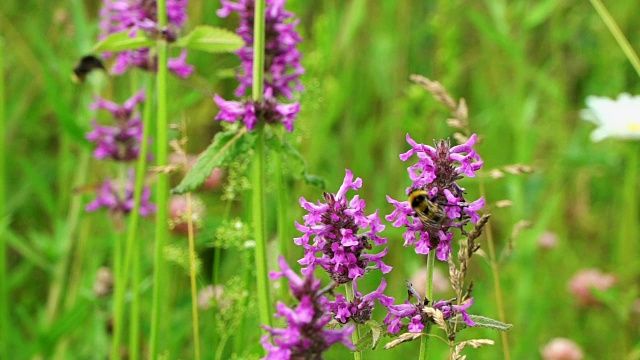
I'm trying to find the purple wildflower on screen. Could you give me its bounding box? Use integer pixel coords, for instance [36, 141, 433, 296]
[217, 0, 304, 99]
[294, 169, 391, 284]
[383, 282, 476, 334]
[213, 0, 304, 132]
[262, 257, 354, 359]
[432, 297, 476, 327]
[86, 170, 156, 216]
[213, 95, 299, 132]
[323, 278, 394, 324]
[99, 0, 193, 77]
[87, 90, 146, 161]
[386, 134, 485, 260]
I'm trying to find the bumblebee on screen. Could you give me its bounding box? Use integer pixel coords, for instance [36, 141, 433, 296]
[408, 188, 448, 230]
[72, 55, 105, 83]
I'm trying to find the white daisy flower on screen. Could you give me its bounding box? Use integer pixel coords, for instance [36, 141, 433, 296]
[580, 93, 640, 142]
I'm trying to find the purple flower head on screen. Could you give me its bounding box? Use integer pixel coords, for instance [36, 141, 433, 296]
[86, 169, 156, 216]
[432, 297, 476, 327]
[87, 90, 146, 161]
[383, 281, 476, 334]
[386, 134, 485, 259]
[324, 278, 395, 324]
[262, 257, 354, 359]
[99, 0, 193, 77]
[294, 170, 391, 284]
[217, 0, 304, 100]
[213, 95, 299, 132]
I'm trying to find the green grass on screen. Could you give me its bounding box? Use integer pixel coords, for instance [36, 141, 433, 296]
[2, 0, 640, 359]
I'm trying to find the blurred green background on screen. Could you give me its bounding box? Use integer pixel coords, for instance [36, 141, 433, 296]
[1, 0, 639, 359]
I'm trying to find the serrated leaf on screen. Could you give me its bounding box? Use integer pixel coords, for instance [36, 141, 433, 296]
[174, 26, 244, 53]
[172, 130, 254, 194]
[365, 320, 383, 349]
[449, 315, 513, 332]
[282, 139, 325, 189]
[93, 30, 155, 53]
[354, 330, 373, 352]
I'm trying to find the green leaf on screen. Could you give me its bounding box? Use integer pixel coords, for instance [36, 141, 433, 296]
[354, 330, 373, 352]
[281, 139, 325, 189]
[365, 319, 383, 349]
[172, 130, 255, 194]
[449, 315, 513, 332]
[92, 30, 154, 53]
[174, 26, 244, 53]
[352, 320, 384, 351]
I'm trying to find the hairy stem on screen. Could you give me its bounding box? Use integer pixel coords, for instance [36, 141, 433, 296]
[149, 0, 169, 356]
[345, 282, 362, 360]
[251, 0, 272, 332]
[418, 250, 436, 360]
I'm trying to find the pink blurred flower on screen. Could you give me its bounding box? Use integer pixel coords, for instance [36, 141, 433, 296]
[541, 338, 584, 360]
[567, 268, 616, 306]
[169, 195, 206, 235]
[538, 231, 558, 249]
[410, 266, 450, 298]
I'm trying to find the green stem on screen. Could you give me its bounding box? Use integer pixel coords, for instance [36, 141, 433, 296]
[150, 0, 169, 356]
[589, 0, 640, 78]
[418, 250, 436, 360]
[273, 148, 288, 301]
[345, 282, 362, 360]
[252, 129, 272, 329]
[185, 193, 201, 360]
[0, 36, 8, 360]
[252, 0, 266, 100]
[251, 0, 272, 332]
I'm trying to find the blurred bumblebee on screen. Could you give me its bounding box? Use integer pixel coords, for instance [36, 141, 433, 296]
[72, 55, 105, 83]
[408, 188, 448, 230]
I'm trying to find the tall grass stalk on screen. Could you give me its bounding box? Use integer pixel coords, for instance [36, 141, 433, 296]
[344, 282, 362, 360]
[150, 0, 170, 356]
[418, 250, 436, 360]
[0, 36, 8, 360]
[186, 192, 201, 360]
[177, 123, 202, 360]
[251, 0, 272, 331]
[480, 182, 511, 360]
[589, 0, 640, 78]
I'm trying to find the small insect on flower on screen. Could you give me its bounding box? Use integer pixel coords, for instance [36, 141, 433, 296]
[408, 188, 448, 231]
[72, 55, 105, 83]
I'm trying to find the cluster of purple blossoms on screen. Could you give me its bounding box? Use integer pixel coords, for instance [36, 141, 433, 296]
[86, 170, 156, 215]
[295, 170, 391, 284]
[99, 0, 193, 77]
[87, 90, 145, 161]
[383, 283, 475, 334]
[85, 92, 155, 216]
[386, 134, 485, 260]
[262, 257, 354, 359]
[213, 95, 299, 132]
[322, 278, 394, 325]
[217, 0, 303, 99]
[213, 0, 303, 132]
